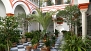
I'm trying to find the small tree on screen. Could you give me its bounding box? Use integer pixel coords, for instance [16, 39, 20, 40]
[56, 5, 81, 33]
[16, 13, 31, 35]
[0, 16, 20, 51]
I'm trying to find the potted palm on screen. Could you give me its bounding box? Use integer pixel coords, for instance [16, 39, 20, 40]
[41, 38, 51, 51]
[29, 9, 54, 36]
[41, 32, 52, 51]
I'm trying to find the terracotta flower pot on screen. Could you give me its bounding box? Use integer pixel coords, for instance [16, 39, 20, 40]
[26, 46, 32, 51]
[56, 17, 63, 24]
[27, 38, 31, 42]
[21, 38, 26, 44]
[41, 47, 50, 51]
[12, 42, 17, 47]
[32, 44, 37, 50]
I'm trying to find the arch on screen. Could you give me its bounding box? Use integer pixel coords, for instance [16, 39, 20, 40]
[1, 0, 13, 13]
[32, 10, 37, 14]
[14, 5, 26, 15]
[13, 2, 30, 14]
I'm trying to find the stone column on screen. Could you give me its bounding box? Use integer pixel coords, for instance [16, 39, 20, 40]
[51, 0, 55, 5]
[78, 3, 89, 39]
[52, 14, 56, 32]
[80, 9, 87, 39]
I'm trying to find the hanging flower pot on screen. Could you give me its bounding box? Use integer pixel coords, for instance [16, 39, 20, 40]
[56, 17, 63, 24]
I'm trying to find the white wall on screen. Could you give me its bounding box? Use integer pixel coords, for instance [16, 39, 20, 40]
[0, 0, 6, 17]
[78, 0, 89, 4]
[73, 0, 78, 5]
[55, 22, 69, 35]
[73, 0, 89, 5]
[28, 22, 39, 32]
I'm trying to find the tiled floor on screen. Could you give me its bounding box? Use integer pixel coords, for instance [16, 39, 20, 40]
[10, 35, 63, 51]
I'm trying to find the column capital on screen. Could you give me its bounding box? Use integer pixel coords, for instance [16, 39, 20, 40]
[6, 13, 14, 16]
[78, 3, 89, 10]
[80, 9, 87, 13]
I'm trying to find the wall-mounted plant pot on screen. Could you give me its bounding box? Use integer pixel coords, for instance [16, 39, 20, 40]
[56, 17, 63, 24]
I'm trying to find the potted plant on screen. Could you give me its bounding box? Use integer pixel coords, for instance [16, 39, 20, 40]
[20, 35, 26, 44]
[0, 16, 20, 51]
[26, 46, 32, 51]
[56, 17, 63, 24]
[25, 32, 33, 42]
[42, 32, 52, 51]
[41, 38, 51, 51]
[61, 33, 91, 51]
[51, 35, 56, 47]
[56, 5, 81, 33]
[54, 29, 59, 37]
[30, 30, 42, 50]
[31, 38, 38, 50]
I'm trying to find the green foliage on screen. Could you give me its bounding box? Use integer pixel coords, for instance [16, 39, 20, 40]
[51, 35, 56, 45]
[29, 9, 54, 35]
[31, 30, 41, 40]
[47, 0, 53, 6]
[61, 32, 91, 51]
[54, 29, 59, 35]
[31, 30, 42, 46]
[0, 16, 20, 51]
[31, 38, 38, 46]
[56, 5, 81, 25]
[44, 38, 51, 47]
[16, 13, 31, 33]
[25, 32, 33, 38]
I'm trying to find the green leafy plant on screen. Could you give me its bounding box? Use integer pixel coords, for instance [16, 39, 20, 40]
[44, 38, 51, 47]
[56, 5, 81, 33]
[29, 9, 54, 37]
[31, 38, 38, 46]
[47, 0, 53, 6]
[54, 29, 59, 37]
[51, 35, 56, 46]
[16, 13, 31, 34]
[0, 16, 20, 51]
[25, 32, 33, 38]
[61, 33, 91, 51]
